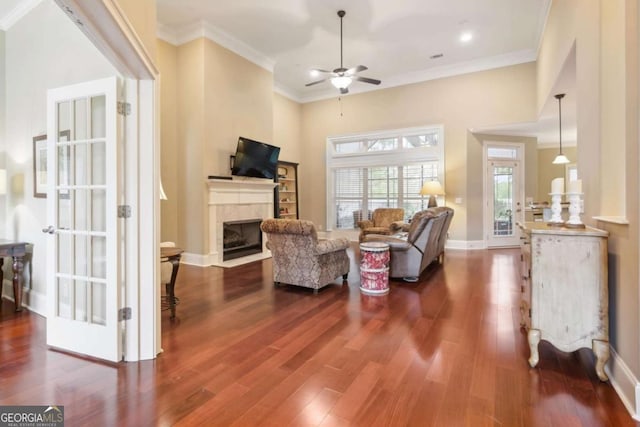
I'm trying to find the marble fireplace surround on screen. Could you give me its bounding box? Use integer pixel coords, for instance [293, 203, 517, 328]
[207, 178, 277, 267]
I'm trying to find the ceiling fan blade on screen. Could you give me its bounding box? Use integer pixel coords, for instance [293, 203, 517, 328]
[347, 65, 368, 74]
[340, 87, 349, 95]
[355, 76, 381, 85]
[305, 79, 327, 87]
[311, 69, 332, 74]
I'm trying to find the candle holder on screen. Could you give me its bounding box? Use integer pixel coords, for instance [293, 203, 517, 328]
[547, 193, 564, 226]
[565, 192, 585, 229]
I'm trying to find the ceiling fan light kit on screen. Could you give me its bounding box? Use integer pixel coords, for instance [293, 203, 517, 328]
[305, 10, 381, 94]
[331, 75, 352, 90]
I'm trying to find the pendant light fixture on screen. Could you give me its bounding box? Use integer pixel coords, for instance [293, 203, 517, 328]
[552, 93, 570, 165]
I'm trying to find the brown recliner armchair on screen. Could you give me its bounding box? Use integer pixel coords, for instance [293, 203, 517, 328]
[357, 208, 405, 241]
[260, 219, 350, 293]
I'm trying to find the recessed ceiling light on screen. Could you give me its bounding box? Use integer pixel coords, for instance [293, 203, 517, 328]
[460, 31, 473, 43]
[310, 69, 319, 77]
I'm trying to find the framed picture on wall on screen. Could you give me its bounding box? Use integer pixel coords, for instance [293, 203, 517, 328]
[33, 134, 48, 198]
[33, 130, 71, 198]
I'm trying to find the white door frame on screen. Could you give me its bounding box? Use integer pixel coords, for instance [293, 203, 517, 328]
[482, 141, 525, 248]
[56, 0, 161, 361]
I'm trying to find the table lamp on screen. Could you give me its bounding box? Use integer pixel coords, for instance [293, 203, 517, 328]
[420, 180, 444, 207]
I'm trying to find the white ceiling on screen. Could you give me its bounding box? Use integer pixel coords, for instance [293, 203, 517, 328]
[3, 0, 574, 144]
[156, 0, 551, 103]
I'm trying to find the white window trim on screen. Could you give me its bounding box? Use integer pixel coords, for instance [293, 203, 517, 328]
[326, 125, 445, 231]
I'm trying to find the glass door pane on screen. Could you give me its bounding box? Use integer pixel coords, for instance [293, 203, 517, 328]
[493, 166, 514, 237]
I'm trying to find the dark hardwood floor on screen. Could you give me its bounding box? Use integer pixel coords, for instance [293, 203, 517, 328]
[1, 247, 637, 426]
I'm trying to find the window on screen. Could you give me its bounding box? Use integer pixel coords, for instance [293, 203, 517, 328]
[328, 126, 444, 230]
[487, 147, 517, 159]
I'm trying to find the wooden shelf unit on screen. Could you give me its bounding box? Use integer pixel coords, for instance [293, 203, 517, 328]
[275, 161, 299, 219]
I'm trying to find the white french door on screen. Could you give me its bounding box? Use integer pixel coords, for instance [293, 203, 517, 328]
[45, 77, 123, 362]
[484, 143, 524, 248]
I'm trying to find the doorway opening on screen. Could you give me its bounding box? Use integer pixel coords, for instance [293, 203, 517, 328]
[483, 142, 524, 248]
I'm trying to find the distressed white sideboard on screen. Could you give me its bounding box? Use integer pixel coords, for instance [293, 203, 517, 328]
[517, 222, 609, 381]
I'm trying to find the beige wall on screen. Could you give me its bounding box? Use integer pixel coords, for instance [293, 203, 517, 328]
[157, 39, 178, 243]
[203, 38, 274, 177]
[273, 92, 302, 164]
[175, 39, 205, 254]
[300, 63, 537, 239]
[116, 0, 157, 61]
[539, 0, 640, 405]
[536, 146, 577, 202]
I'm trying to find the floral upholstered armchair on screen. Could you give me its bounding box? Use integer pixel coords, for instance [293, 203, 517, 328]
[260, 219, 350, 293]
[357, 208, 405, 241]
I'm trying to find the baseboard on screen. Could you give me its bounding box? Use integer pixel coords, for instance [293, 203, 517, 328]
[2, 281, 47, 316]
[180, 252, 213, 267]
[606, 345, 640, 420]
[445, 240, 486, 250]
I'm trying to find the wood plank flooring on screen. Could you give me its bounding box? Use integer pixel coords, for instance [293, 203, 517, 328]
[1, 247, 637, 426]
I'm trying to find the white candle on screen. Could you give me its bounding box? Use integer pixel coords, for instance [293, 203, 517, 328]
[568, 179, 582, 193]
[551, 177, 564, 194]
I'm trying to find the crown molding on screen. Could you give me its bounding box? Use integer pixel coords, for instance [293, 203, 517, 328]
[0, 0, 43, 31]
[537, 140, 577, 149]
[156, 22, 178, 45]
[273, 83, 303, 104]
[535, 0, 553, 57]
[298, 49, 537, 104]
[157, 21, 275, 73]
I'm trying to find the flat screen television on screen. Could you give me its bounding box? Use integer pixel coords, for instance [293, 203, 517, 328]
[231, 137, 280, 180]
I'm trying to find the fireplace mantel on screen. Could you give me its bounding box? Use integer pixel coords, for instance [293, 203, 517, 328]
[207, 178, 277, 194]
[207, 178, 277, 267]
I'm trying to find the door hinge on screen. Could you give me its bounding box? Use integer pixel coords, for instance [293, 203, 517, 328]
[528, 308, 531, 318]
[118, 205, 131, 218]
[119, 307, 132, 321]
[117, 101, 131, 116]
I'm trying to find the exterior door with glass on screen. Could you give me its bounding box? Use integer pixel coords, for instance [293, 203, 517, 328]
[486, 158, 523, 247]
[45, 77, 123, 362]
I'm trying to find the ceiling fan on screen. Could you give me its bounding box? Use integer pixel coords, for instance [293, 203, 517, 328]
[305, 10, 381, 94]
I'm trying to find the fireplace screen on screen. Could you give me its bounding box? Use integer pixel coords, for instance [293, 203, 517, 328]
[223, 219, 263, 261]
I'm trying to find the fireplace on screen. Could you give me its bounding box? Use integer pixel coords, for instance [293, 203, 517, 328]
[207, 178, 277, 267]
[223, 219, 263, 261]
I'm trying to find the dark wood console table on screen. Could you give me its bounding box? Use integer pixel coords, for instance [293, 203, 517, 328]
[161, 246, 183, 318]
[0, 240, 27, 312]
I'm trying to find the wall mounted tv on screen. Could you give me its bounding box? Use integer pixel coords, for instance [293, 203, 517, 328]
[231, 137, 281, 180]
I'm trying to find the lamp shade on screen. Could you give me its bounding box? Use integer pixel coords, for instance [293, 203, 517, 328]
[420, 180, 444, 196]
[552, 154, 570, 165]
